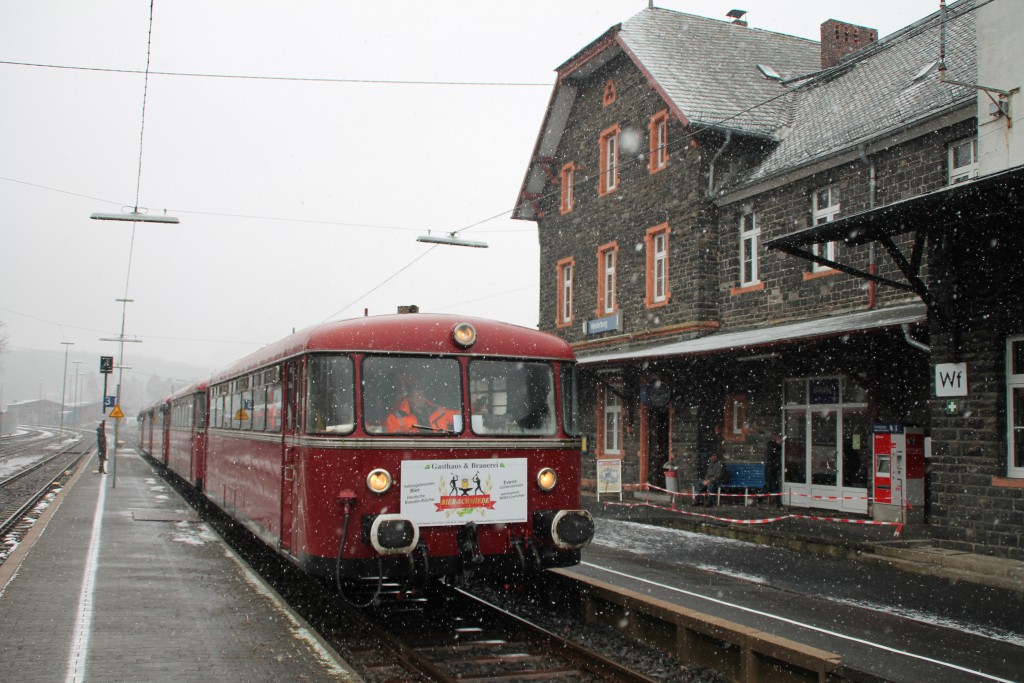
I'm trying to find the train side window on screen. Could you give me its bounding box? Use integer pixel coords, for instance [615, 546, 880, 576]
[307, 355, 355, 434]
[469, 360, 556, 436]
[195, 395, 207, 429]
[266, 384, 283, 432]
[252, 386, 267, 431]
[242, 389, 255, 430]
[560, 363, 580, 436]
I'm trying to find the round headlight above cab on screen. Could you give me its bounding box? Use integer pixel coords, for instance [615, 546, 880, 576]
[537, 467, 558, 492]
[366, 468, 393, 494]
[452, 322, 477, 348]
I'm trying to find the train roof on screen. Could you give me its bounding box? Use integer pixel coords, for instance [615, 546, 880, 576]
[208, 314, 575, 384]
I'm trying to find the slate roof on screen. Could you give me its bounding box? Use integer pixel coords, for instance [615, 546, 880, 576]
[514, 8, 821, 219]
[741, 0, 977, 185]
[616, 8, 820, 138]
[515, 1, 979, 219]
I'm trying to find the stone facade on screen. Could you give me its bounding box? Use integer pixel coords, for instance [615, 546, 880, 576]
[518, 3, 1024, 560]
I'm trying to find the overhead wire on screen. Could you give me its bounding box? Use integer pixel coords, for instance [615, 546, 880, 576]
[0, 59, 552, 88]
[1, 1, 986, 324]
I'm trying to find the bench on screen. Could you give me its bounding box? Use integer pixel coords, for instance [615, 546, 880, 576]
[722, 462, 767, 505]
[693, 462, 766, 505]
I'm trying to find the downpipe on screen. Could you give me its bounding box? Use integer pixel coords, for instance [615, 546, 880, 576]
[902, 324, 930, 353]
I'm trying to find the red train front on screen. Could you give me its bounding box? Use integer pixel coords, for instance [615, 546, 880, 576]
[188, 313, 592, 590]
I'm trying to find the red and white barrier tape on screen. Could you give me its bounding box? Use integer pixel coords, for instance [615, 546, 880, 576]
[605, 496, 905, 537]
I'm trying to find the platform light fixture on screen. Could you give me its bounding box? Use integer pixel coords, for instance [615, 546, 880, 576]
[91, 211, 179, 224]
[417, 232, 488, 248]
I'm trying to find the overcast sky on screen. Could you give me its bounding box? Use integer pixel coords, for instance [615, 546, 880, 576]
[1, 0, 943, 395]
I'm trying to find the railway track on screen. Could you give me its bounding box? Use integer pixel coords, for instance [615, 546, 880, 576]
[337, 582, 659, 683]
[0, 426, 63, 462]
[148, 453, 678, 683]
[0, 434, 90, 563]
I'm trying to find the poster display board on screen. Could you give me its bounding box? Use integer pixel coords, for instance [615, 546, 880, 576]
[596, 458, 622, 501]
[401, 458, 527, 526]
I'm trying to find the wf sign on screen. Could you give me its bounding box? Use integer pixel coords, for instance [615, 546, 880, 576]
[934, 362, 968, 397]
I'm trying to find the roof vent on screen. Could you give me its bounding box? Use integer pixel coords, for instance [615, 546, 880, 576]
[757, 64, 782, 81]
[727, 9, 748, 27]
[913, 60, 938, 82]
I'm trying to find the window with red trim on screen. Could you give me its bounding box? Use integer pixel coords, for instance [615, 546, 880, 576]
[601, 384, 623, 455]
[555, 257, 575, 327]
[602, 79, 617, 106]
[644, 223, 671, 308]
[723, 394, 749, 442]
[559, 162, 575, 214]
[596, 242, 618, 316]
[649, 110, 669, 173]
[598, 125, 620, 196]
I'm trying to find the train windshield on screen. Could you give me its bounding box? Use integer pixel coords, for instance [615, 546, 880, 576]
[306, 355, 355, 434]
[362, 356, 464, 435]
[469, 360, 556, 436]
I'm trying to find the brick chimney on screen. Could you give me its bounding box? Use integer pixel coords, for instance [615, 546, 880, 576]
[820, 19, 877, 69]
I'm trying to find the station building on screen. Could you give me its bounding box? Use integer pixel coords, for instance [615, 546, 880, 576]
[514, 0, 1024, 559]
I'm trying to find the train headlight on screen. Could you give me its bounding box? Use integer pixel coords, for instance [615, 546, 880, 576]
[536, 467, 558, 492]
[366, 468, 392, 494]
[452, 322, 477, 348]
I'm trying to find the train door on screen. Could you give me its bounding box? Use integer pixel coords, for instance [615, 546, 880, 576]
[279, 361, 301, 554]
[160, 404, 171, 465]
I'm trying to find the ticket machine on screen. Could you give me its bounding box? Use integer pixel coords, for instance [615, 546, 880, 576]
[872, 424, 925, 523]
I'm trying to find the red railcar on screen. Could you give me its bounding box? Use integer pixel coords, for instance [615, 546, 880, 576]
[145, 314, 593, 591]
[164, 382, 208, 488]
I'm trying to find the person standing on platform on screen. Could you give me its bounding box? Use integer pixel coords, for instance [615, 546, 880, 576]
[763, 434, 783, 507]
[96, 421, 107, 474]
[694, 452, 725, 507]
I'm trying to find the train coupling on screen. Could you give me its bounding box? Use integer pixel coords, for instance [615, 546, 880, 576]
[533, 509, 595, 549]
[367, 514, 420, 556]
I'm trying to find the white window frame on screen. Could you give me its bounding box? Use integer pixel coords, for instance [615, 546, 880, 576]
[740, 210, 760, 286]
[811, 185, 840, 273]
[653, 116, 668, 169]
[560, 262, 573, 324]
[603, 388, 622, 455]
[1005, 336, 1024, 478]
[949, 137, 979, 184]
[653, 232, 667, 302]
[603, 250, 616, 314]
[604, 132, 618, 192]
[560, 162, 574, 214]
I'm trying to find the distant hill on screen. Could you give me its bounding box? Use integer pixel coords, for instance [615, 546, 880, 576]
[0, 346, 209, 416]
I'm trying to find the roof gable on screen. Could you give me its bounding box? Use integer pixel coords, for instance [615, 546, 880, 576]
[514, 8, 819, 220]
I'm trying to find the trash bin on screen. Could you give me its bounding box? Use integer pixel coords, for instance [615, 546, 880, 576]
[664, 468, 679, 492]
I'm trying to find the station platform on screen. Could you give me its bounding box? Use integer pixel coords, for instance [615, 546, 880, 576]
[586, 489, 1024, 594]
[0, 446, 362, 682]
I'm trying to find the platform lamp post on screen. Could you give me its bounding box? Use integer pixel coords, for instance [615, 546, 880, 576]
[59, 341, 74, 438]
[72, 361, 82, 427]
[100, 297, 142, 488]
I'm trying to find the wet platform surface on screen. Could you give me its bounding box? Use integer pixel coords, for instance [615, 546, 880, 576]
[0, 447, 362, 682]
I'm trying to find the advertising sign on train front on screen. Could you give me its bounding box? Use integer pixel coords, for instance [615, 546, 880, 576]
[400, 458, 527, 526]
